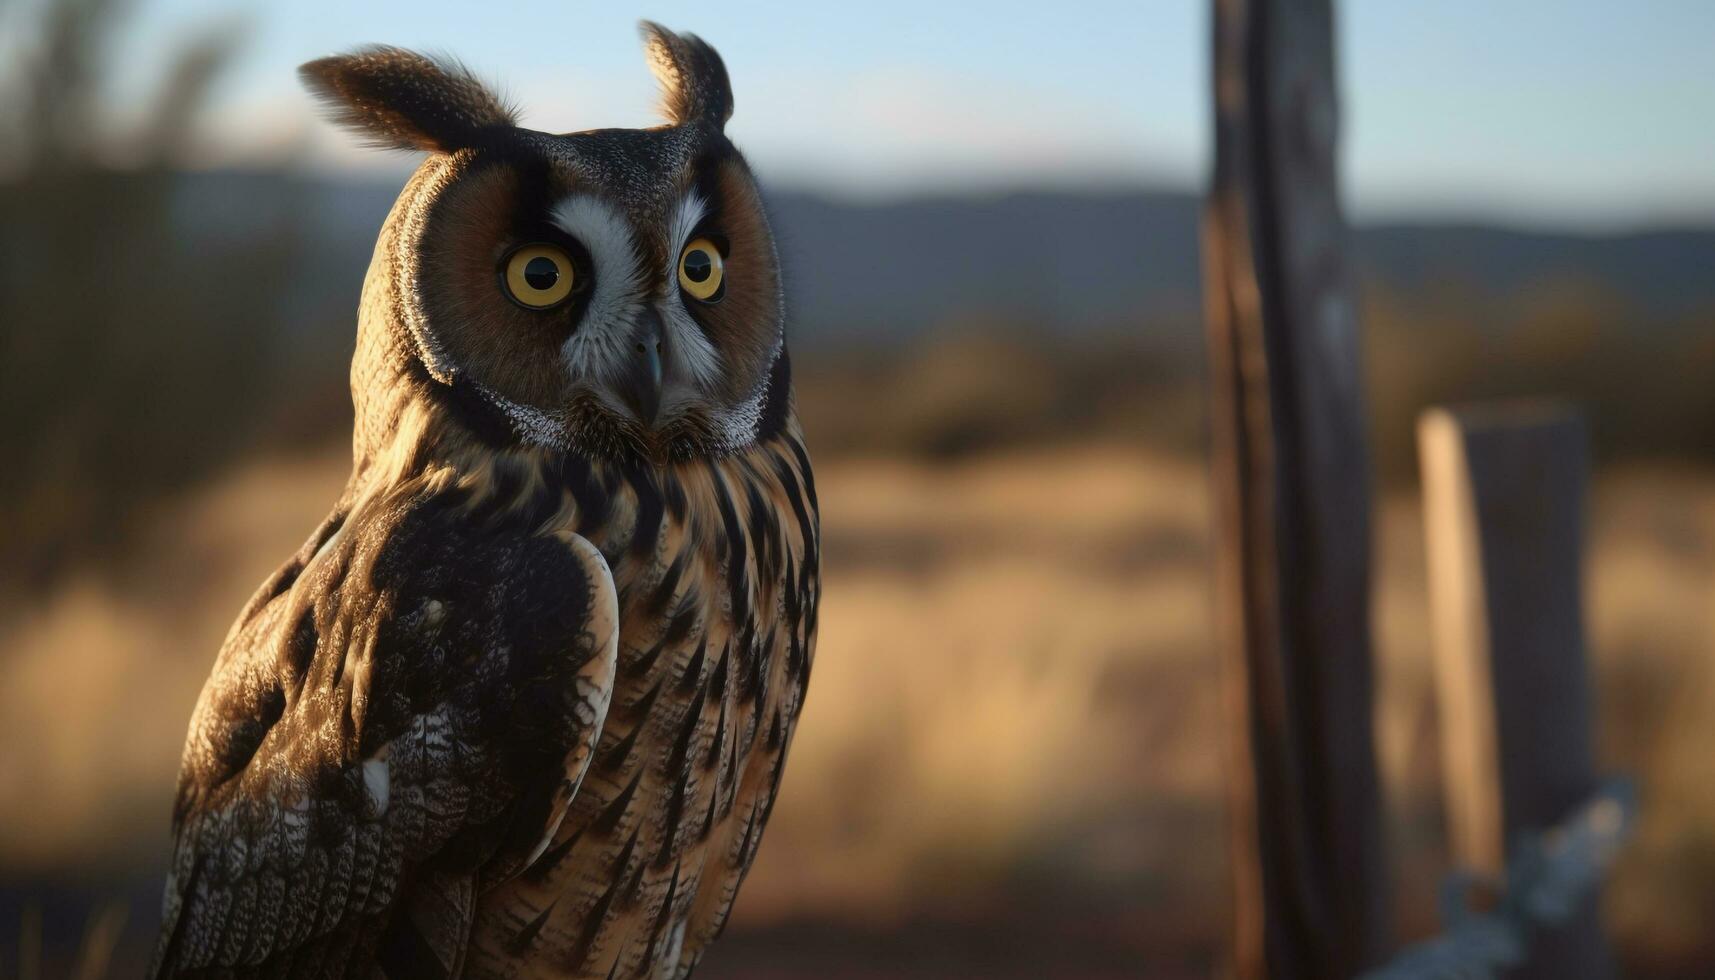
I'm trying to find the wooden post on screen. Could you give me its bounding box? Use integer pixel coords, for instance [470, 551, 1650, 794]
[1203, 0, 1389, 977]
[1418, 404, 1612, 979]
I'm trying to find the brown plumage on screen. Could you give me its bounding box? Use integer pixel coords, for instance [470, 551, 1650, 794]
[151, 23, 818, 980]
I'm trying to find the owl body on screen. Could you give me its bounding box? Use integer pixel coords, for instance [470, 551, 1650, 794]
[459, 423, 817, 978]
[152, 25, 817, 980]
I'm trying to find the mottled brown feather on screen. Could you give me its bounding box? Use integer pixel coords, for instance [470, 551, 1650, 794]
[159, 23, 815, 980]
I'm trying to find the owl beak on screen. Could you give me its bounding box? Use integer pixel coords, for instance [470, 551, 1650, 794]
[619, 312, 665, 426]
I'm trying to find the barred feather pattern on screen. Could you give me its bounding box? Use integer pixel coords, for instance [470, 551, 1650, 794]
[151, 458, 622, 979]
[159, 22, 815, 976]
[151, 395, 817, 979]
[462, 420, 820, 978]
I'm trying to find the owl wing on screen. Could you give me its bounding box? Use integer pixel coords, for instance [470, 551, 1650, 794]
[149, 487, 619, 978]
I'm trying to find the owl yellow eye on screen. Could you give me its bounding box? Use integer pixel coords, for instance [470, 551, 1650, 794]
[678, 237, 724, 302]
[503, 244, 575, 309]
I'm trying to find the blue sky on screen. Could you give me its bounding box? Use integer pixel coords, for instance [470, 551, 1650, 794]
[45, 0, 1715, 229]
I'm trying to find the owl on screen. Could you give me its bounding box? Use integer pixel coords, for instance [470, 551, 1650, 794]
[148, 23, 818, 980]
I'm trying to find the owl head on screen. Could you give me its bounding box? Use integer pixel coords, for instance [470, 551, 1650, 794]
[303, 23, 786, 463]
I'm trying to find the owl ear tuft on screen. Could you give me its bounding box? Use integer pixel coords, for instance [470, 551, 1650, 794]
[299, 46, 516, 153]
[640, 22, 733, 129]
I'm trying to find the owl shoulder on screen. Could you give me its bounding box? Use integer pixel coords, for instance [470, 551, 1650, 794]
[153, 479, 618, 975]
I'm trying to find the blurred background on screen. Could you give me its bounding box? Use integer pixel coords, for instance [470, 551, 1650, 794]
[2, 1, 1714, 976]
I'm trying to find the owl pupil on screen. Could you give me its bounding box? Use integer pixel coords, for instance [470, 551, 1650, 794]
[523, 256, 559, 290]
[683, 249, 712, 283]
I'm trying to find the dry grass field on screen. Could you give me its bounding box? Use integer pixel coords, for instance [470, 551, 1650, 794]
[3, 439, 1714, 975]
[4, 3, 1712, 973]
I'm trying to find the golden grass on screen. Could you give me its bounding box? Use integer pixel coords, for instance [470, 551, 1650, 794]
[2, 444, 1713, 969]
[0, 449, 348, 870]
[742, 449, 1224, 924]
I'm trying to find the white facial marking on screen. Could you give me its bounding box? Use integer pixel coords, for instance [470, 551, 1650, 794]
[668, 190, 780, 455]
[475, 380, 572, 448]
[550, 194, 645, 385]
[396, 144, 776, 455]
[662, 192, 724, 390]
[714, 378, 770, 454]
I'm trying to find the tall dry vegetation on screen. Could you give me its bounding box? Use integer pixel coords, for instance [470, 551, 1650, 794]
[1364, 281, 1715, 476]
[0, 0, 313, 592]
[6, 445, 1715, 975]
[2, 0, 1714, 975]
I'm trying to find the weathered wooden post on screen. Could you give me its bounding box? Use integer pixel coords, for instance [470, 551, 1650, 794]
[1418, 403, 1613, 979]
[1202, 0, 1390, 977]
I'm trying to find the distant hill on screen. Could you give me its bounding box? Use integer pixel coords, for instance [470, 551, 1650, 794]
[1355, 223, 1715, 320]
[766, 189, 1207, 339]
[183, 172, 1715, 353]
[7, 169, 1712, 577]
[770, 192, 1715, 335]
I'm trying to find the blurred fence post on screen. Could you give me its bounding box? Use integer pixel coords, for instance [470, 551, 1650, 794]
[1202, 0, 1389, 977]
[1418, 404, 1613, 980]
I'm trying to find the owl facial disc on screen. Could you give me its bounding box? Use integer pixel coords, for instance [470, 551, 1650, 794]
[307, 23, 783, 462]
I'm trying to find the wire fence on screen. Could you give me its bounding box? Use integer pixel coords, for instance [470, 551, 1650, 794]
[1363, 778, 1636, 980]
